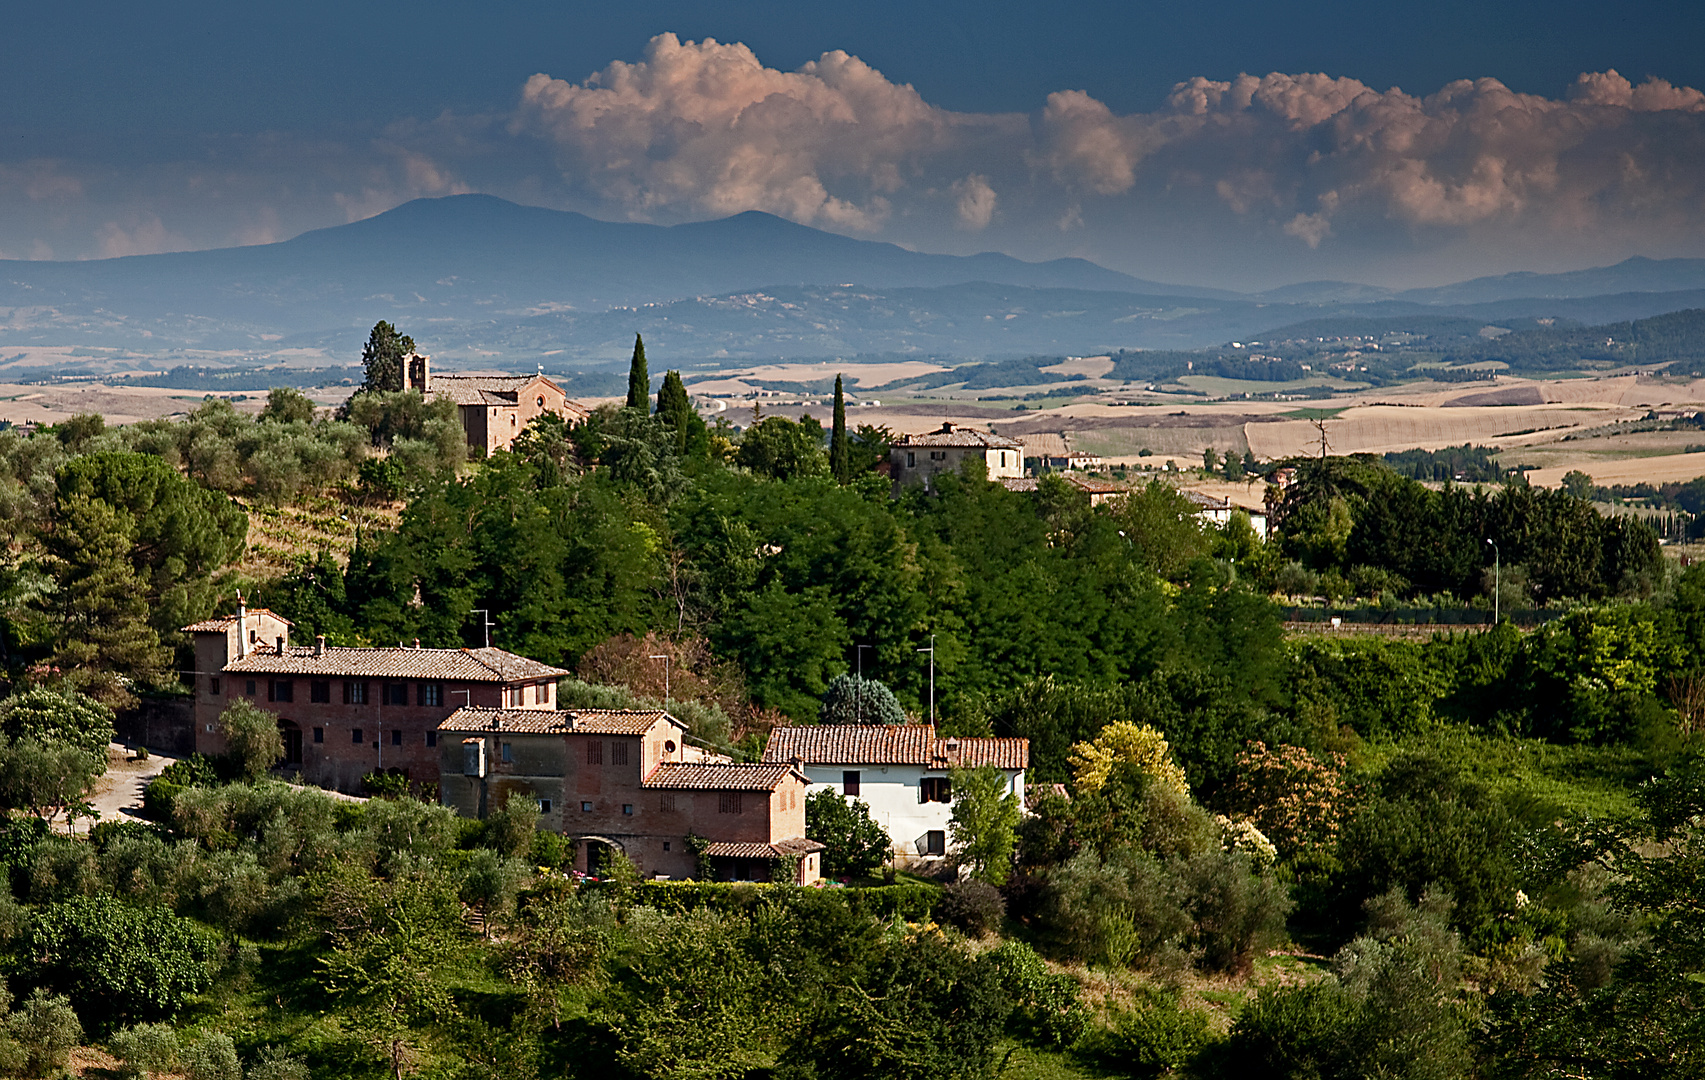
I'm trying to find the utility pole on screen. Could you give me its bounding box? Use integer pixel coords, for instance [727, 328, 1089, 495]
[857, 644, 873, 723]
[1485, 538, 1501, 625]
[649, 654, 671, 704]
[916, 635, 935, 726]
[469, 609, 494, 648]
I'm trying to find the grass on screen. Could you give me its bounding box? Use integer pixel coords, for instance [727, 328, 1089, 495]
[1280, 406, 1351, 420]
[1359, 730, 1657, 819]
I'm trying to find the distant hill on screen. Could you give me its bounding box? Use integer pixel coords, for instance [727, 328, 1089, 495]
[1395, 257, 1705, 305]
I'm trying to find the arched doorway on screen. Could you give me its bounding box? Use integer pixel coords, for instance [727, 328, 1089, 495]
[575, 835, 625, 878]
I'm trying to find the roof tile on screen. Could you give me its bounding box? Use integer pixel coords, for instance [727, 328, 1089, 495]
[762, 724, 1028, 769]
[181, 608, 292, 633]
[642, 762, 801, 791]
[702, 838, 826, 858]
[222, 645, 568, 683]
[436, 707, 678, 735]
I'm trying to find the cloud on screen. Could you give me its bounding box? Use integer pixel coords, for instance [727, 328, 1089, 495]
[953, 174, 997, 229]
[95, 215, 191, 258]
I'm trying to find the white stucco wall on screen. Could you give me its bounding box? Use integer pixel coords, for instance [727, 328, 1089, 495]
[803, 763, 1026, 867]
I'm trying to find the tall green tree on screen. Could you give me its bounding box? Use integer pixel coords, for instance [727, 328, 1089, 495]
[654, 370, 707, 457]
[360, 322, 415, 394]
[950, 765, 1023, 885]
[830, 374, 850, 482]
[626, 334, 649, 411]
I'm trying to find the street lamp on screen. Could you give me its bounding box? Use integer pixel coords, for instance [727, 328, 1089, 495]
[917, 634, 936, 726]
[1485, 538, 1501, 625]
[648, 654, 671, 705]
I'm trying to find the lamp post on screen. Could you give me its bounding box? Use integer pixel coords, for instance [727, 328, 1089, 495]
[648, 654, 670, 705]
[916, 634, 935, 726]
[856, 644, 874, 723]
[1485, 538, 1501, 625]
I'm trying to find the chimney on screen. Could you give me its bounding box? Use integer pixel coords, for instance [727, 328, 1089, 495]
[939, 421, 956, 433]
[414, 638, 421, 650]
[314, 634, 325, 657]
[276, 635, 285, 655]
[235, 590, 247, 659]
[407, 353, 431, 393]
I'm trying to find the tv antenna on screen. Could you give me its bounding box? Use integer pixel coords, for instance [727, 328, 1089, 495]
[469, 609, 495, 649]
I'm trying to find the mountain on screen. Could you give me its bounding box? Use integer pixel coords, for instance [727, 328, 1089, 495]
[0, 195, 1232, 358]
[1392, 257, 1705, 305]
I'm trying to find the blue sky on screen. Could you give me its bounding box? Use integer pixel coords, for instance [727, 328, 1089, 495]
[5, 1, 1704, 288]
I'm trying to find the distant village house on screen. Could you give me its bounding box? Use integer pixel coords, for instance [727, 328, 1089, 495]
[890, 422, 1025, 489]
[405, 354, 589, 456]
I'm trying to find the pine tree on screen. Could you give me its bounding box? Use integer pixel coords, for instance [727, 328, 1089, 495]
[830, 374, 850, 483]
[626, 334, 649, 410]
[44, 494, 172, 706]
[360, 321, 414, 394]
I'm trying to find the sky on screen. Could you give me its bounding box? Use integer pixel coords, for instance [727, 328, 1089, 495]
[4, 0, 1705, 290]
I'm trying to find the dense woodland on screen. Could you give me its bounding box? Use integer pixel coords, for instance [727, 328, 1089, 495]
[0, 327, 1693, 1078]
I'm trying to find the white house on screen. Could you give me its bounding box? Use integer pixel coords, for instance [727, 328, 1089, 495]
[762, 725, 1028, 871]
[890, 422, 1025, 490]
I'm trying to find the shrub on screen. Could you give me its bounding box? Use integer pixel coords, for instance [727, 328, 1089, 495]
[806, 788, 891, 878]
[248, 1046, 311, 1080]
[984, 940, 1086, 1049]
[936, 880, 1005, 936]
[216, 699, 283, 781]
[25, 895, 219, 1026]
[1081, 991, 1219, 1079]
[1176, 848, 1291, 974]
[819, 674, 907, 725]
[6, 989, 83, 1078]
[111, 1022, 179, 1080]
[183, 1032, 241, 1080]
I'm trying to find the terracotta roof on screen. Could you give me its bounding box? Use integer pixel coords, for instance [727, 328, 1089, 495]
[1000, 476, 1122, 496]
[895, 422, 1022, 450]
[762, 724, 1028, 769]
[221, 645, 568, 683]
[642, 762, 801, 791]
[702, 838, 826, 858]
[427, 375, 589, 419]
[1182, 490, 1232, 510]
[436, 707, 679, 735]
[181, 609, 292, 633]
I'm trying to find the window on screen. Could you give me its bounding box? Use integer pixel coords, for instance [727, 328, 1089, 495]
[581, 801, 593, 813]
[352, 728, 364, 744]
[310, 680, 330, 703]
[418, 682, 442, 707]
[538, 799, 552, 813]
[930, 450, 946, 461]
[660, 792, 678, 813]
[535, 682, 548, 705]
[245, 679, 257, 697]
[585, 741, 602, 765]
[268, 679, 293, 703]
[425, 731, 437, 748]
[344, 681, 369, 705]
[312, 726, 324, 744]
[622, 804, 633, 816]
[718, 792, 743, 815]
[663, 841, 671, 852]
[664, 740, 676, 753]
[384, 683, 408, 706]
[925, 830, 946, 856]
[921, 777, 952, 803]
[843, 770, 860, 796]
[501, 742, 513, 763]
[612, 742, 629, 766]
[906, 451, 916, 468]
[390, 729, 402, 747]
[537, 396, 545, 408]
[209, 677, 220, 696]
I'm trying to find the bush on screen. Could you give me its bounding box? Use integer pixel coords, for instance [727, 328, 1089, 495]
[626, 880, 940, 921]
[248, 1046, 310, 1080]
[216, 699, 283, 781]
[111, 1022, 179, 1080]
[6, 989, 83, 1078]
[819, 673, 907, 725]
[25, 895, 219, 1026]
[1081, 991, 1219, 1079]
[1176, 848, 1291, 975]
[984, 940, 1086, 1049]
[183, 1032, 241, 1080]
[806, 788, 892, 878]
[936, 880, 1006, 936]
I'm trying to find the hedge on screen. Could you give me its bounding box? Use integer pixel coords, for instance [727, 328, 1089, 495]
[614, 880, 941, 921]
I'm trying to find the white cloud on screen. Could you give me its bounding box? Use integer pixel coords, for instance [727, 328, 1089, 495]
[953, 174, 997, 229]
[95, 215, 191, 258]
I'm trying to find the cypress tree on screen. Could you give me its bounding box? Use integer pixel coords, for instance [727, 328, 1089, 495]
[830, 374, 850, 482]
[626, 334, 649, 410]
[360, 321, 414, 393]
[656, 370, 693, 452]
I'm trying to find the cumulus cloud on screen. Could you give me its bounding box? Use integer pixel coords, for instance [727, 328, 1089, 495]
[96, 215, 191, 258]
[953, 174, 997, 229]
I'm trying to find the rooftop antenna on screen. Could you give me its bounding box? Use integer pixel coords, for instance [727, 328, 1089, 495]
[468, 609, 494, 649]
[916, 634, 936, 726]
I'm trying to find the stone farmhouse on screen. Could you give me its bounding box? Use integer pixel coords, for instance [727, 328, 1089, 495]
[185, 598, 569, 794]
[404, 354, 589, 456]
[762, 725, 1027, 871]
[438, 707, 823, 884]
[890, 422, 1025, 489]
